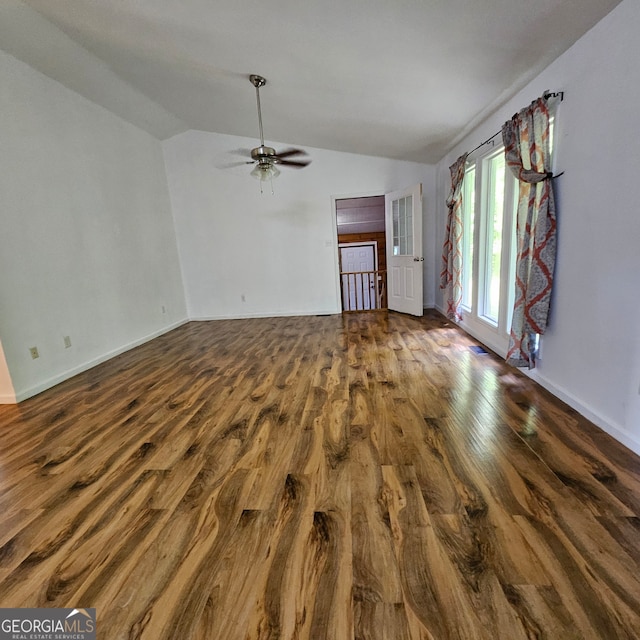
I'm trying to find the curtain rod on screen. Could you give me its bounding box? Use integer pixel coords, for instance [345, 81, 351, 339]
[466, 91, 564, 157]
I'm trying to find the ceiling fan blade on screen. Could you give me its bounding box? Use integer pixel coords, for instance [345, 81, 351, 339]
[218, 160, 255, 169]
[278, 159, 311, 168]
[228, 148, 253, 157]
[275, 148, 307, 159]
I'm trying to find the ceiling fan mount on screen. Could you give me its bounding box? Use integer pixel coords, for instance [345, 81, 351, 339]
[249, 74, 266, 89]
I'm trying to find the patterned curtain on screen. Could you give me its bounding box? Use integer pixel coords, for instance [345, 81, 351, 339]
[503, 96, 557, 368]
[440, 153, 468, 322]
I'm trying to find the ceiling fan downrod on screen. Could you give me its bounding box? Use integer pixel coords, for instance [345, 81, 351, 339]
[250, 74, 267, 147]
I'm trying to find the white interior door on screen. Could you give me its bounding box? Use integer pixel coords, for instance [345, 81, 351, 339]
[340, 243, 377, 310]
[385, 184, 423, 316]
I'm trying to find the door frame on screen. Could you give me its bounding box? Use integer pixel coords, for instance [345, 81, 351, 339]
[330, 191, 385, 312]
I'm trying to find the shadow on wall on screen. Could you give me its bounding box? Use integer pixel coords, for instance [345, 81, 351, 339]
[0, 340, 16, 404]
[263, 201, 318, 227]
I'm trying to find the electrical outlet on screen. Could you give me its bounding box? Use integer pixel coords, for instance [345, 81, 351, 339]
[64, 336, 72, 348]
[29, 346, 39, 359]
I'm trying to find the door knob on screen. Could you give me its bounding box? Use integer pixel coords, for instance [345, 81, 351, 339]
[413, 257, 424, 262]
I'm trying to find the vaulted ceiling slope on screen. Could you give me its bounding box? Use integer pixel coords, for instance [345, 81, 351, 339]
[5, 0, 622, 163]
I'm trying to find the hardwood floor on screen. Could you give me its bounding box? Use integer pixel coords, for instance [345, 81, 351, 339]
[1, 310, 639, 639]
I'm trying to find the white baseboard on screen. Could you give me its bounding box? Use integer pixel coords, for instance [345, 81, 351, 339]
[8, 309, 639, 459]
[189, 309, 341, 321]
[6, 311, 340, 404]
[11, 319, 189, 403]
[527, 370, 640, 457]
[431, 304, 640, 457]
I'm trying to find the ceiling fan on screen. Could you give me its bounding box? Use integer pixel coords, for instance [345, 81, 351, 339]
[241, 74, 310, 184]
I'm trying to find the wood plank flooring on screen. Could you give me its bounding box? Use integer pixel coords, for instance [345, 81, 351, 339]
[1, 310, 640, 639]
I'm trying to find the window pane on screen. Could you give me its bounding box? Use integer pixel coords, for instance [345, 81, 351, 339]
[393, 200, 400, 255]
[405, 196, 413, 255]
[462, 166, 475, 308]
[485, 153, 506, 323]
[506, 177, 519, 333]
[392, 195, 413, 256]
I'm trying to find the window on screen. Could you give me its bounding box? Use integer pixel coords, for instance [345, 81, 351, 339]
[481, 150, 507, 324]
[457, 109, 556, 358]
[459, 144, 517, 355]
[461, 165, 475, 309]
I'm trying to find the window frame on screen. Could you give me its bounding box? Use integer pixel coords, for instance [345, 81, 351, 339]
[458, 142, 518, 357]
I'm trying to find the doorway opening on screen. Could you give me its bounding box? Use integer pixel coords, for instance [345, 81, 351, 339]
[335, 195, 387, 312]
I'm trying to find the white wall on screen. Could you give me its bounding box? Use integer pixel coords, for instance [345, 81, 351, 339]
[0, 50, 187, 402]
[163, 131, 436, 319]
[435, 0, 640, 453]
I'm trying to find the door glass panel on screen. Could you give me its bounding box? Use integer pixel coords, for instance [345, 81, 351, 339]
[392, 200, 399, 255]
[392, 195, 413, 256]
[399, 198, 406, 254]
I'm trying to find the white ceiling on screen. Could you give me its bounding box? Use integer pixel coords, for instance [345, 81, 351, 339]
[4, 0, 622, 163]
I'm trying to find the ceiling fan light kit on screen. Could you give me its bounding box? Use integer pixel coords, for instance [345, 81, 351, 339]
[240, 74, 310, 192]
[250, 159, 280, 181]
